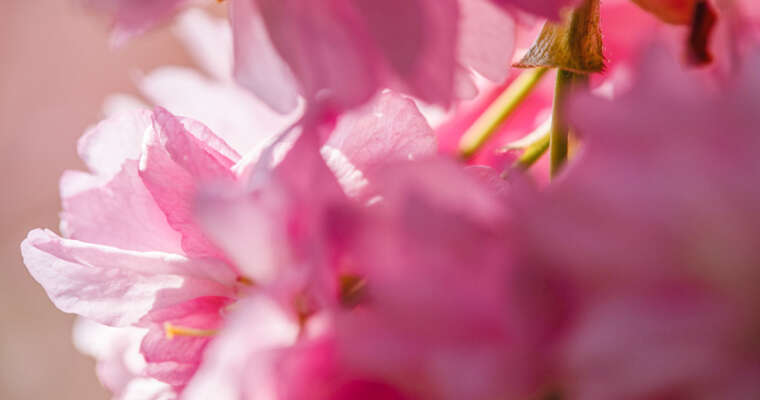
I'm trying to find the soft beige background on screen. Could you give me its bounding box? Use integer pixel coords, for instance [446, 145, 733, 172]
[0, 1, 198, 399]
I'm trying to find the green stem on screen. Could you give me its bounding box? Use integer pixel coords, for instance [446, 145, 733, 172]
[458, 67, 549, 159]
[549, 69, 575, 178]
[513, 132, 550, 170]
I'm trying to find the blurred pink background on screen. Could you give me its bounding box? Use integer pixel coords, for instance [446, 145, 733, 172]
[0, 1, 200, 398]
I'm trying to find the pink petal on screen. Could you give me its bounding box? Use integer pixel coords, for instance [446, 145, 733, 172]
[60, 161, 184, 254]
[140, 67, 300, 155]
[196, 130, 347, 298]
[490, 0, 580, 20]
[458, 0, 516, 83]
[140, 297, 231, 387]
[254, 0, 380, 111]
[77, 110, 151, 177]
[21, 229, 235, 327]
[230, 0, 300, 114]
[72, 318, 149, 395]
[182, 296, 299, 400]
[139, 108, 238, 259]
[352, 0, 459, 106]
[325, 92, 436, 197]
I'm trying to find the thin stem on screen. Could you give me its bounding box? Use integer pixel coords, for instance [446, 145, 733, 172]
[550, 69, 575, 178]
[458, 67, 549, 159]
[513, 132, 550, 170]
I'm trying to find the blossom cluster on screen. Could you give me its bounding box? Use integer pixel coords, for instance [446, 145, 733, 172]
[20, 0, 760, 399]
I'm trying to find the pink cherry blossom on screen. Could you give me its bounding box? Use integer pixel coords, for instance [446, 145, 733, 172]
[511, 45, 760, 399]
[22, 89, 435, 397]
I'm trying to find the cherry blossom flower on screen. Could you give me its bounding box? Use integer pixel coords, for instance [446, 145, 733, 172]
[21, 88, 435, 397]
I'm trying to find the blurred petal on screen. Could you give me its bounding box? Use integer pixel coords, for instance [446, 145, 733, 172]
[230, 0, 300, 113]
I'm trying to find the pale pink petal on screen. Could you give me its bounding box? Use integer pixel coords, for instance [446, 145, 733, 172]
[230, 0, 300, 114]
[73, 318, 149, 395]
[139, 108, 238, 259]
[118, 378, 176, 400]
[194, 184, 284, 284]
[77, 110, 151, 177]
[140, 67, 299, 154]
[60, 161, 184, 254]
[196, 130, 346, 297]
[173, 10, 234, 82]
[325, 92, 436, 197]
[21, 229, 235, 327]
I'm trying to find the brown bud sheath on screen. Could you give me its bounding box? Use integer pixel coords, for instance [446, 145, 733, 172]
[514, 0, 605, 74]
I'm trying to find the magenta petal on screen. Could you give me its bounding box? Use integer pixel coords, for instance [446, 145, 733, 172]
[491, 0, 580, 20]
[21, 229, 235, 327]
[394, 0, 459, 106]
[254, 0, 381, 111]
[353, 0, 460, 106]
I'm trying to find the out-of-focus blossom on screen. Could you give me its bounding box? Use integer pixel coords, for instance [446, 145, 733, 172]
[233, 0, 523, 115]
[632, 0, 700, 24]
[492, 0, 579, 19]
[84, 0, 192, 45]
[111, 10, 302, 154]
[512, 45, 760, 399]
[334, 160, 559, 400]
[182, 159, 545, 400]
[82, 0, 550, 114]
[73, 318, 175, 400]
[182, 296, 396, 400]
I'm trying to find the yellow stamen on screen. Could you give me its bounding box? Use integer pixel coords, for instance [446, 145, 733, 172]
[164, 322, 219, 339]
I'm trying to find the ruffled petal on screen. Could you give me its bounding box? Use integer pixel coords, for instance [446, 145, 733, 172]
[139, 108, 238, 259]
[21, 229, 235, 327]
